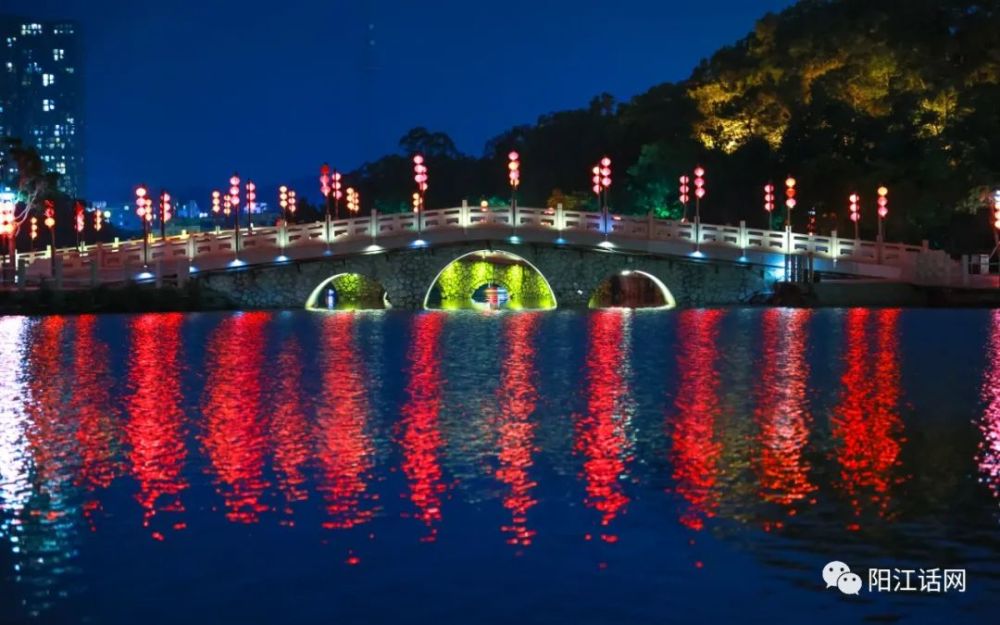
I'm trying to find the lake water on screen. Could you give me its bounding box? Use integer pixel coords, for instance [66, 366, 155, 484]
[0, 308, 998, 624]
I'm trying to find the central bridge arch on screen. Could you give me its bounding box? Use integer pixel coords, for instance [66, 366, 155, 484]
[423, 249, 558, 310]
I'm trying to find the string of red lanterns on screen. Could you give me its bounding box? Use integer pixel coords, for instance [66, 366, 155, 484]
[849, 192, 861, 239]
[679, 175, 690, 222]
[764, 183, 775, 227]
[784, 176, 796, 228]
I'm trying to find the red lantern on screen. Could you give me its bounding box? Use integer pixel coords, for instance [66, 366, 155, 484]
[44, 199, 55, 228]
[94, 210, 103, 232]
[785, 177, 797, 210]
[74, 200, 85, 233]
[212, 190, 221, 214]
[694, 166, 705, 199]
[30, 215, 38, 240]
[319, 163, 331, 198]
[877, 186, 889, 219]
[764, 183, 775, 213]
[679, 175, 690, 205]
[288, 190, 297, 214]
[135, 185, 148, 219]
[508, 151, 520, 189]
[160, 191, 172, 223]
[849, 193, 860, 223]
[279, 185, 288, 210]
[246, 180, 257, 212]
[229, 173, 240, 212]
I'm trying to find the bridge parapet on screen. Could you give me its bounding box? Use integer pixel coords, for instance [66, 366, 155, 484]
[15, 201, 958, 288]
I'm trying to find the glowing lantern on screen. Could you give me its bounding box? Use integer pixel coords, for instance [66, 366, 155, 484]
[212, 190, 221, 214]
[764, 183, 775, 214]
[74, 200, 85, 234]
[994, 189, 1000, 231]
[694, 166, 705, 200]
[0, 198, 14, 236]
[784, 177, 796, 210]
[30, 215, 38, 240]
[223, 195, 231, 217]
[135, 185, 149, 220]
[288, 190, 297, 215]
[346, 187, 360, 213]
[877, 186, 889, 219]
[43, 199, 55, 228]
[94, 209, 102, 232]
[413, 154, 428, 216]
[279, 185, 288, 211]
[320, 163, 331, 198]
[161, 192, 172, 222]
[679, 175, 690, 220]
[229, 173, 240, 213]
[508, 151, 520, 189]
[849, 193, 860, 223]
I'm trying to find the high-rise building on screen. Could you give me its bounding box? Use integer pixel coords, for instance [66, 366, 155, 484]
[0, 16, 84, 197]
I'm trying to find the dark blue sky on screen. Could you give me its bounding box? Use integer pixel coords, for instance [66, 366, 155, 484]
[8, 0, 795, 201]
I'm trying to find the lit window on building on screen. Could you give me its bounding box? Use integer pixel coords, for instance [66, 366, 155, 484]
[56, 162, 66, 174]
[4, 62, 11, 72]
[21, 24, 43, 36]
[42, 73, 55, 86]
[42, 99, 55, 112]
[53, 25, 75, 35]
[5, 37, 16, 48]
[53, 48, 65, 61]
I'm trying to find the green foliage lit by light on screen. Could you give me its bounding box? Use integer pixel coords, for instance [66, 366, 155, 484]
[319, 273, 386, 310]
[431, 256, 555, 309]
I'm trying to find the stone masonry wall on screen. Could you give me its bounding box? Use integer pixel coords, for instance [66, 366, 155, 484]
[194, 242, 768, 310]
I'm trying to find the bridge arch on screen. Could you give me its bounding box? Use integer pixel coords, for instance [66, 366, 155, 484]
[305, 272, 390, 311]
[423, 249, 558, 310]
[588, 269, 676, 309]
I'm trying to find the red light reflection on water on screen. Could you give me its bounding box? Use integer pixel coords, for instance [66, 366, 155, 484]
[269, 339, 311, 519]
[495, 312, 540, 548]
[71, 315, 123, 526]
[979, 310, 1000, 500]
[201, 312, 271, 523]
[400, 313, 447, 540]
[669, 309, 724, 531]
[831, 309, 905, 522]
[125, 313, 188, 537]
[576, 311, 632, 541]
[754, 309, 815, 524]
[316, 314, 375, 530]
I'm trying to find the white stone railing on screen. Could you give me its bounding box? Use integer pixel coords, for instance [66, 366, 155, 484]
[15, 201, 963, 287]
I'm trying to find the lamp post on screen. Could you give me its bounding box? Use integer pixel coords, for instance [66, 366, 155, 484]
[679, 175, 690, 223]
[784, 177, 796, 229]
[0, 197, 14, 281]
[74, 200, 85, 248]
[876, 186, 888, 241]
[508, 150, 520, 228]
[246, 180, 256, 234]
[211, 190, 221, 229]
[347, 187, 359, 215]
[43, 199, 56, 276]
[413, 154, 428, 233]
[332, 171, 343, 221]
[764, 183, 775, 229]
[135, 185, 151, 266]
[159, 191, 172, 240]
[694, 166, 705, 253]
[592, 157, 611, 236]
[849, 193, 860, 240]
[229, 173, 241, 255]
[320, 163, 332, 240]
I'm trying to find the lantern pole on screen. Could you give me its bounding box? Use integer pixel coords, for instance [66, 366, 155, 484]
[229, 173, 241, 258]
[694, 166, 706, 254]
[508, 151, 520, 231]
[849, 193, 860, 240]
[413, 155, 427, 234]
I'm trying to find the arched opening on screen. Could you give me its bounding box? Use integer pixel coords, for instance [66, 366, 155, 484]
[305, 273, 390, 311]
[588, 270, 676, 309]
[424, 250, 557, 310]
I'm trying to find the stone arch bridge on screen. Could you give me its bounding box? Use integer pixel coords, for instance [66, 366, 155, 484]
[194, 241, 765, 309]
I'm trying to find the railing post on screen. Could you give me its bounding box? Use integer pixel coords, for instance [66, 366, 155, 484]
[462, 199, 469, 232]
[830, 229, 839, 258]
[556, 203, 564, 231]
[278, 219, 288, 249]
[739, 220, 747, 252]
[371, 208, 378, 241]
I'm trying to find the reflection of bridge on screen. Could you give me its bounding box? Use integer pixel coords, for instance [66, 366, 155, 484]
[15, 203, 971, 308]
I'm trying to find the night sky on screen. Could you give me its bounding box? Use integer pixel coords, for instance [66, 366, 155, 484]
[6, 0, 795, 202]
